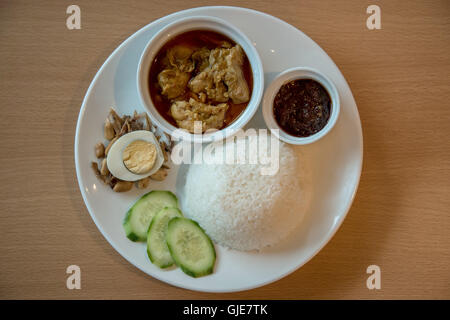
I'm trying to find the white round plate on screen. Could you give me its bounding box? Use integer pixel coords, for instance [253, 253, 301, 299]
[75, 6, 363, 293]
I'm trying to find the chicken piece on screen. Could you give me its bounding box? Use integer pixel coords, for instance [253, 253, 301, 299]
[167, 45, 195, 72]
[223, 45, 250, 104]
[188, 45, 250, 104]
[191, 47, 211, 73]
[157, 68, 190, 100]
[188, 70, 229, 103]
[220, 41, 232, 49]
[170, 98, 229, 133]
[188, 47, 229, 102]
[198, 92, 207, 103]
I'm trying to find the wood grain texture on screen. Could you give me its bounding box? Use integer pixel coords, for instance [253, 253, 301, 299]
[0, 0, 449, 299]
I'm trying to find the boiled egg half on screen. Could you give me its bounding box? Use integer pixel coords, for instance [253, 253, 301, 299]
[106, 130, 164, 181]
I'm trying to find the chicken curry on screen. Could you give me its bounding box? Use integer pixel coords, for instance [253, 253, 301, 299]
[149, 30, 253, 133]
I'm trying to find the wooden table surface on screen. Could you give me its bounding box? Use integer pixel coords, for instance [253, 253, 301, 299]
[1, 0, 449, 299]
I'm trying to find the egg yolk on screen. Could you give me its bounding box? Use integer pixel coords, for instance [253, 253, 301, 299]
[122, 140, 157, 174]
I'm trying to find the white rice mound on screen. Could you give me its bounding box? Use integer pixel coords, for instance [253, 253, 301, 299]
[183, 139, 308, 251]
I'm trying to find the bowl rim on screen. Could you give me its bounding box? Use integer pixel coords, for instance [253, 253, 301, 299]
[262, 67, 341, 145]
[137, 15, 264, 144]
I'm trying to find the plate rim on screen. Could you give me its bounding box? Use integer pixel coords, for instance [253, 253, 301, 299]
[74, 5, 363, 293]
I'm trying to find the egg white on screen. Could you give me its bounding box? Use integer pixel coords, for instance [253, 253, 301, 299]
[106, 130, 164, 182]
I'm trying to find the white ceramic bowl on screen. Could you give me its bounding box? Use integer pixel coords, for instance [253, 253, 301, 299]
[262, 67, 340, 145]
[137, 16, 264, 143]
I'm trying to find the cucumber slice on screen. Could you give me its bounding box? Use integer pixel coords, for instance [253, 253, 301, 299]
[123, 191, 178, 242]
[147, 207, 183, 268]
[166, 217, 216, 278]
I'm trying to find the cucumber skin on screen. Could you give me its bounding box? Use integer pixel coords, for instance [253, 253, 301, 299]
[123, 190, 178, 242]
[146, 207, 183, 268]
[123, 207, 143, 242]
[166, 218, 216, 278]
[147, 248, 173, 269]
